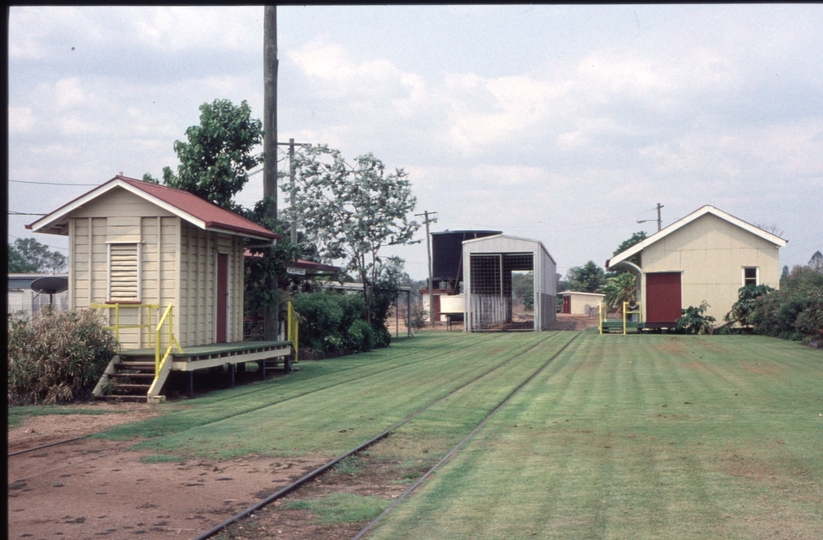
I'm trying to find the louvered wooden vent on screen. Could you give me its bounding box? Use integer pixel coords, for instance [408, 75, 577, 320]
[108, 243, 140, 301]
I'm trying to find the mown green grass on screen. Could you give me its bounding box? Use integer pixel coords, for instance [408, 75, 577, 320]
[122, 332, 562, 459]
[368, 332, 823, 540]
[287, 493, 390, 524]
[7, 404, 132, 430]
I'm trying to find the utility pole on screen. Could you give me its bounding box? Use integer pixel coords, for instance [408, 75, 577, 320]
[262, 6, 278, 340]
[655, 203, 664, 231]
[276, 139, 311, 245]
[637, 203, 664, 232]
[415, 210, 437, 326]
[288, 138, 296, 244]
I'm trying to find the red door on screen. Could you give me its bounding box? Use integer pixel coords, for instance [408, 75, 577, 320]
[562, 295, 571, 314]
[216, 254, 228, 343]
[646, 272, 681, 323]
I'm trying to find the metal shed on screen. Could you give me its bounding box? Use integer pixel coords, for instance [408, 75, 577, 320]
[462, 234, 557, 332]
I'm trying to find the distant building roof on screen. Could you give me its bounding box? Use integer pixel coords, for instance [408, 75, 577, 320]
[608, 205, 787, 269]
[27, 175, 279, 241]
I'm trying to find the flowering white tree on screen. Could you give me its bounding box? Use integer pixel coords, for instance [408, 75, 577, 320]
[285, 145, 420, 322]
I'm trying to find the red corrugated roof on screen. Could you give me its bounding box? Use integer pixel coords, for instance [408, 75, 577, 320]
[28, 175, 278, 240]
[117, 177, 278, 240]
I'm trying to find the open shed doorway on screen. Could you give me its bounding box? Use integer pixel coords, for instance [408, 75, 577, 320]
[463, 234, 557, 332]
[468, 253, 535, 331]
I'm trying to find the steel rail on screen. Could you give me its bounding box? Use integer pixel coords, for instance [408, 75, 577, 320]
[157, 331, 503, 409]
[353, 329, 582, 539]
[7, 335, 502, 461]
[191, 329, 576, 540]
[8, 433, 95, 457]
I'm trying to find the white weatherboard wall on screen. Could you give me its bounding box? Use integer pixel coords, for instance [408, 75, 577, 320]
[66, 188, 245, 349]
[462, 234, 557, 331]
[639, 213, 782, 322]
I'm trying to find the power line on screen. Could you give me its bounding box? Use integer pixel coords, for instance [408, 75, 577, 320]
[9, 179, 100, 186]
[8, 234, 69, 252]
[9, 211, 47, 216]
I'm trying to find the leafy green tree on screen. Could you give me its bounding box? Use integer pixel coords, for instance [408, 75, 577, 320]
[286, 145, 420, 323]
[601, 231, 647, 310]
[809, 250, 823, 273]
[565, 261, 605, 293]
[603, 272, 636, 311]
[725, 284, 775, 328]
[144, 99, 263, 211]
[612, 231, 647, 260]
[8, 238, 67, 273]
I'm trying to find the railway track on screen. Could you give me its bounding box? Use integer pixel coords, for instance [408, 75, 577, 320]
[10, 324, 580, 539]
[9, 333, 503, 458]
[196, 323, 580, 539]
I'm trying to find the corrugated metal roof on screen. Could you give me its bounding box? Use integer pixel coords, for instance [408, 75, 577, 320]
[27, 176, 279, 241]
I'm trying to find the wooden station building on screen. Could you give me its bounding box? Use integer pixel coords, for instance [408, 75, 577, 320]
[27, 175, 293, 402]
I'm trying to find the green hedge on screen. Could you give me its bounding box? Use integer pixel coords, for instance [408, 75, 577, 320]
[749, 286, 823, 341]
[293, 291, 389, 355]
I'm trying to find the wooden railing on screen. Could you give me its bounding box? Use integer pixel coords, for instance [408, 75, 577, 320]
[155, 304, 183, 377]
[91, 303, 160, 349]
[287, 301, 299, 363]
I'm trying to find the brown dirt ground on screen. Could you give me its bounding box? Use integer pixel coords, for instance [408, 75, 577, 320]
[7, 403, 329, 540]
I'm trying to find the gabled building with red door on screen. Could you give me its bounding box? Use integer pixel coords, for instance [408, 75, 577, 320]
[28, 175, 279, 349]
[606, 205, 787, 329]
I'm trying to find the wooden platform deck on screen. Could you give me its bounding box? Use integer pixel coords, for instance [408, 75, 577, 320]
[101, 340, 294, 402]
[119, 340, 292, 369]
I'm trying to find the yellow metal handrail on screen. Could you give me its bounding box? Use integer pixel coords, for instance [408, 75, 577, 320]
[155, 304, 183, 377]
[91, 303, 160, 348]
[622, 301, 643, 335]
[287, 301, 299, 363]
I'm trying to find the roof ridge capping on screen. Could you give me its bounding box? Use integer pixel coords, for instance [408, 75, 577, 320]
[608, 205, 788, 269]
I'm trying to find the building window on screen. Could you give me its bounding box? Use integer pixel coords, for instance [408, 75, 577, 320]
[108, 242, 141, 302]
[743, 267, 758, 287]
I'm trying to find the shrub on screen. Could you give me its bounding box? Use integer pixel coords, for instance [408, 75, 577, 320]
[676, 301, 716, 335]
[292, 291, 389, 356]
[371, 326, 391, 348]
[408, 304, 429, 332]
[346, 319, 375, 353]
[750, 287, 823, 341]
[8, 307, 118, 404]
[292, 292, 344, 353]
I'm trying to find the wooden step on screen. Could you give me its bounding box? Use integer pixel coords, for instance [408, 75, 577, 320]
[110, 383, 151, 391]
[111, 372, 155, 379]
[117, 361, 156, 370]
[95, 394, 148, 403]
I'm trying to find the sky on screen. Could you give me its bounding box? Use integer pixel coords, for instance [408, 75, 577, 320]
[7, 5, 823, 281]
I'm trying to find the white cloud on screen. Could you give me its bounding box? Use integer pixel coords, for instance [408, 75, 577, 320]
[8, 107, 35, 134]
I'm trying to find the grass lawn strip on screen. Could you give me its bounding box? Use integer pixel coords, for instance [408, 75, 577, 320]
[95, 332, 498, 442]
[367, 333, 823, 540]
[117, 332, 559, 459]
[242, 332, 579, 534]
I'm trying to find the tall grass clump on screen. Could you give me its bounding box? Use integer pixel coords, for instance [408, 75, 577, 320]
[7, 307, 118, 404]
